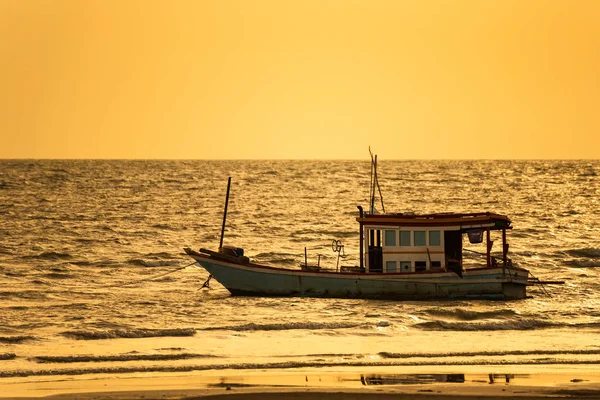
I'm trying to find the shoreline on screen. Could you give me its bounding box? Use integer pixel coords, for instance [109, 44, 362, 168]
[5, 366, 600, 399]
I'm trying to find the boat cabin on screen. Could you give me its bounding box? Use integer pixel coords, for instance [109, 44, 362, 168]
[356, 207, 512, 273]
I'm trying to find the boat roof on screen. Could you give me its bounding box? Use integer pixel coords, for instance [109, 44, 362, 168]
[357, 211, 512, 230]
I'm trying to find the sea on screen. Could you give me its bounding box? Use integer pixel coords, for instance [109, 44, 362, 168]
[1, 160, 599, 391]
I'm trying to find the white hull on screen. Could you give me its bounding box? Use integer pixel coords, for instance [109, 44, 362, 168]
[186, 250, 530, 300]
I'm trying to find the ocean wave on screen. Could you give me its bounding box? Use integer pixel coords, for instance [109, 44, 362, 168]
[162, 178, 190, 184]
[74, 238, 97, 244]
[415, 319, 555, 331]
[579, 170, 598, 177]
[151, 224, 180, 231]
[379, 349, 600, 359]
[0, 335, 36, 344]
[69, 260, 94, 266]
[43, 272, 73, 280]
[4, 358, 600, 378]
[156, 347, 187, 351]
[0, 291, 49, 300]
[153, 276, 177, 282]
[419, 319, 600, 331]
[126, 259, 176, 267]
[47, 302, 91, 310]
[26, 214, 59, 221]
[4, 270, 26, 277]
[565, 248, 600, 259]
[30, 279, 50, 285]
[561, 248, 600, 266]
[565, 259, 600, 268]
[422, 308, 518, 321]
[199, 321, 362, 332]
[28, 252, 73, 261]
[0, 247, 12, 255]
[145, 252, 176, 258]
[61, 328, 196, 340]
[7, 305, 29, 311]
[34, 353, 214, 363]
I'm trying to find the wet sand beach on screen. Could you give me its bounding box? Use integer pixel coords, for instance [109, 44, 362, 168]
[5, 367, 600, 399]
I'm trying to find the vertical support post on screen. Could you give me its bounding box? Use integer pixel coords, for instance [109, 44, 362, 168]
[304, 247, 308, 268]
[370, 155, 377, 213]
[486, 228, 491, 267]
[219, 177, 232, 251]
[357, 206, 364, 270]
[502, 229, 507, 267]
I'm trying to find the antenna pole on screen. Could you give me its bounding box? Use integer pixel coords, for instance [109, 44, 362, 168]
[376, 164, 385, 214]
[371, 155, 377, 213]
[219, 177, 232, 250]
[369, 147, 374, 212]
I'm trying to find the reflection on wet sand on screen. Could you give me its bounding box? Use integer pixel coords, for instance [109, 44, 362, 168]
[359, 372, 529, 386]
[360, 374, 465, 386]
[488, 373, 515, 384]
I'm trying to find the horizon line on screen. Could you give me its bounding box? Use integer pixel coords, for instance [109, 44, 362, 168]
[0, 157, 598, 161]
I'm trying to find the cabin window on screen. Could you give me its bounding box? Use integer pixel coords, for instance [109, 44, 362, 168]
[429, 231, 441, 246]
[369, 229, 382, 247]
[384, 230, 396, 246]
[400, 261, 411, 272]
[400, 231, 411, 246]
[415, 261, 427, 272]
[414, 231, 426, 246]
[386, 261, 397, 273]
[430, 261, 442, 269]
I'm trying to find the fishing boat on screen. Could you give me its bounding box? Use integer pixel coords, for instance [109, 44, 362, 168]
[184, 156, 534, 300]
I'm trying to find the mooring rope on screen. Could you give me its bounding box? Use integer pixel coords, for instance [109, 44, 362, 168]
[99, 261, 199, 288]
[527, 271, 553, 298]
[4, 261, 200, 289]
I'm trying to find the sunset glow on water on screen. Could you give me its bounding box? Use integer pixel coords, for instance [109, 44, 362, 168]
[1, 160, 599, 388]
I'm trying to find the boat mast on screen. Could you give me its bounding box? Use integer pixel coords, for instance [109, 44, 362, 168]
[375, 159, 385, 214]
[219, 177, 232, 251]
[369, 148, 374, 213]
[368, 148, 385, 214]
[371, 155, 377, 213]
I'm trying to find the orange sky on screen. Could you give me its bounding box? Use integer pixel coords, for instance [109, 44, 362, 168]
[1, 0, 599, 159]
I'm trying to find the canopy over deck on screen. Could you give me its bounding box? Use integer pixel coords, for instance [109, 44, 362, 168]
[357, 212, 511, 230]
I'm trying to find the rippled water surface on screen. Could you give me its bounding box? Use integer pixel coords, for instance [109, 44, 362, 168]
[1, 159, 599, 380]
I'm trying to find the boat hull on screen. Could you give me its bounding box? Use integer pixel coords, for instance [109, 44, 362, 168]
[189, 253, 529, 301]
